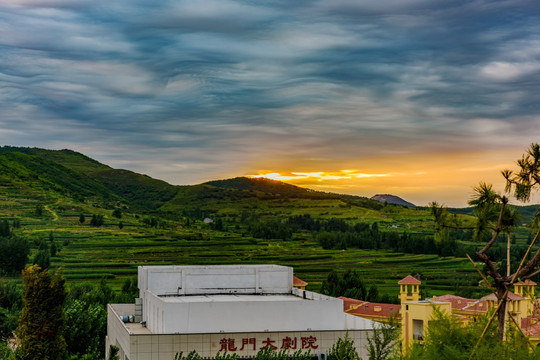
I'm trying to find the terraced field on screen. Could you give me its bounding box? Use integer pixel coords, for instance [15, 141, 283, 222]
[1, 148, 536, 302]
[8, 205, 480, 299]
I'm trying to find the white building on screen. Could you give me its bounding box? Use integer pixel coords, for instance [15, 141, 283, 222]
[106, 265, 376, 360]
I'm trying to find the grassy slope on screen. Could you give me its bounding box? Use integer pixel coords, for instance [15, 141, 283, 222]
[0, 152, 121, 203]
[0, 146, 178, 210]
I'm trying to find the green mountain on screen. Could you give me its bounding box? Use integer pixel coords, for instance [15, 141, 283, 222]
[0, 151, 120, 203]
[0, 145, 537, 301]
[1, 146, 537, 222]
[205, 177, 331, 197]
[0, 146, 178, 210]
[203, 177, 384, 209]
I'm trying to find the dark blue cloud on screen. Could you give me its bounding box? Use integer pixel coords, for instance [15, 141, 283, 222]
[0, 0, 539, 191]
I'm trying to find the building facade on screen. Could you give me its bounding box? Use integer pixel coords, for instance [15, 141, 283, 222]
[341, 275, 540, 354]
[106, 265, 376, 360]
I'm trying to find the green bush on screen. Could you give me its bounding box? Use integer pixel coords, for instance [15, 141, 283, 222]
[403, 308, 540, 360]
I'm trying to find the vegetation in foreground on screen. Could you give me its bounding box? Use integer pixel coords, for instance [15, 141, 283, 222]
[403, 308, 540, 360]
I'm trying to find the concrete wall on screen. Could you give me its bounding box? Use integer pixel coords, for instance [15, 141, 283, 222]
[143, 291, 347, 334]
[106, 304, 133, 359]
[138, 265, 293, 296]
[113, 327, 373, 360]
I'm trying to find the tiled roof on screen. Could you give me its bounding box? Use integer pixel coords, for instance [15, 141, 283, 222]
[339, 296, 400, 319]
[432, 295, 489, 313]
[293, 276, 308, 287]
[481, 291, 526, 302]
[398, 275, 421, 285]
[521, 316, 540, 337]
[517, 279, 537, 286]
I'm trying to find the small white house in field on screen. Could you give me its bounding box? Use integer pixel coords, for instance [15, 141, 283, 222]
[203, 218, 213, 224]
[106, 265, 376, 360]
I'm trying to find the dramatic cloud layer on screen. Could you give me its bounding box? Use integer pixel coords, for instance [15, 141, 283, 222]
[1, 0, 539, 206]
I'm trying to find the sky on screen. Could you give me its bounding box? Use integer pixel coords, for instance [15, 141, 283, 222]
[1, 0, 539, 207]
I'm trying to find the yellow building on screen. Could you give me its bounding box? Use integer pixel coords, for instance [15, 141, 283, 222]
[397, 276, 540, 353]
[293, 275, 308, 290]
[398, 275, 452, 352]
[341, 275, 540, 353]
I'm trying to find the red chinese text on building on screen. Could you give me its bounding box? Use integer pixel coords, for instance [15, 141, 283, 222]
[239, 337, 256, 351]
[281, 336, 297, 350]
[261, 337, 277, 350]
[219, 338, 237, 352]
[301, 336, 318, 349]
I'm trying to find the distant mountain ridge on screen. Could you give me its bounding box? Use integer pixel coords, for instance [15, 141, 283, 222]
[370, 194, 416, 207]
[203, 177, 385, 209]
[1, 146, 536, 220]
[205, 177, 319, 196]
[0, 147, 386, 212]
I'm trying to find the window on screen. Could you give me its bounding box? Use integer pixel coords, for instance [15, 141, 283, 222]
[413, 319, 424, 341]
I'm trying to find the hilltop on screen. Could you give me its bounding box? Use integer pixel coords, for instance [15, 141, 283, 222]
[0, 146, 178, 210]
[370, 194, 416, 207]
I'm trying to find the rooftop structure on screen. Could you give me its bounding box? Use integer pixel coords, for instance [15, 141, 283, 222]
[293, 276, 308, 290]
[340, 296, 400, 323]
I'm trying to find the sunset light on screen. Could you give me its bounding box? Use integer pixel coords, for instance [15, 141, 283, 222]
[1, 1, 539, 209]
[249, 171, 389, 182]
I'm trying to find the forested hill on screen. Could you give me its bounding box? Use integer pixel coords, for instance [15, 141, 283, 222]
[0, 146, 178, 210]
[204, 177, 387, 208]
[0, 146, 389, 212]
[206, 177, 321, 196]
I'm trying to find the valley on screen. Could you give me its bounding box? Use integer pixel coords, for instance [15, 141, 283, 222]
[0, 146, 537, 301]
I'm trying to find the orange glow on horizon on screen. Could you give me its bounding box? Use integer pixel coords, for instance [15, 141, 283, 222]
[248, 171, 389, 182]
[238, 148, 540, 208]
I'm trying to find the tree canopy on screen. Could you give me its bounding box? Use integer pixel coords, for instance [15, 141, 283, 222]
[17, 265, 66, 360]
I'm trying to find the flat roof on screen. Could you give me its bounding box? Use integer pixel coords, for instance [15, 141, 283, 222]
[125, 322, 152, 335]
[158, 294, 305, 303]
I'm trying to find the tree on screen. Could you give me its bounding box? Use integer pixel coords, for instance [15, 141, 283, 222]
[107, 345, 120, 360]
[365, 319, 399, 360]
[0, 236, 30, 275]
[327, 333, 360, 360]
[0, 280, 22, 341]
[403, 308, 540, 359]
[502, 143, 540, 202]
[0, 219, 10, 237]
[50, 241, 58, 257]
[90, 214, 104, 227]
[33, 242, 51, 269]
[17, 265, 66, 360]
[320, 270, 369, 301]
[112, 208, 122, 219]
[367, 285, 379, 302]
[431, 143, 540, 342]
[63, 299, 107, 358]
[79, 213, 85, 224]
[34, 204, 43, 217]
